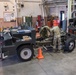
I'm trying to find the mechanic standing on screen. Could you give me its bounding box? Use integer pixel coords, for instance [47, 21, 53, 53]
[52, 16, 62, 52]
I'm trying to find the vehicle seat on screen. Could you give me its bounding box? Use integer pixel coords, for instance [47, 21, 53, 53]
[3, 33, 13, 46]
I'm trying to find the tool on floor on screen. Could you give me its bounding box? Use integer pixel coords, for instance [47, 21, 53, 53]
[36, 47, 44, 59]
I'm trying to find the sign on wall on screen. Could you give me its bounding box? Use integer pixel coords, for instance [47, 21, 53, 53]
[3, 12, 16, 22]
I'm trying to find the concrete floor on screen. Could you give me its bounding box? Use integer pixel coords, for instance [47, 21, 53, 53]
[0, 49, 76, 75]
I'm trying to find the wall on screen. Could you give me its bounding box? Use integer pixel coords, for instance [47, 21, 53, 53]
[17, 0, 45, 27]
[18, 3, 42, 17]
[0, 1, 16, 28]
[0, 0, 43, 28]
[0, 0, 67, 28]
[17, 0, 43, 18]
[50, 5, 67, 18]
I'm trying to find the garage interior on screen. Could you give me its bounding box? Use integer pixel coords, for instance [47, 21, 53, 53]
[0, 0, 76, 75]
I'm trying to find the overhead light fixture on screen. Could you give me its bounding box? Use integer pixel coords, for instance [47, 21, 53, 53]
[4, 3, 9, 11]
[4, 3, 8, 8]
[20, 2, 24, 8]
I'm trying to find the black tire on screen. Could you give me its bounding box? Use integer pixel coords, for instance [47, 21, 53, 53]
[17, 45, 34, 61]
[64, 38, 75, 52]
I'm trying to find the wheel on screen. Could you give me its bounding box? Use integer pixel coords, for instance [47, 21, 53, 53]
[17, 45, 34, 61]
[64, 38, 75, 52]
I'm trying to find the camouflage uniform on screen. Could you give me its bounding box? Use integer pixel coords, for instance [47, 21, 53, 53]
[51, 26, 62, 51]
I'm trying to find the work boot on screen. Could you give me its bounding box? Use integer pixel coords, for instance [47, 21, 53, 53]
[55, 49, 61, 53]
[53, 46, 57, 53]
[58, 45, 63, 52]
[1, 53, 8, 60]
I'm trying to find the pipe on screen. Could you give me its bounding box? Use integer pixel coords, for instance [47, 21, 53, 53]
[20, 1, 41, 3]
[0, 0, 10, 2]
[71, 11, 76, 18]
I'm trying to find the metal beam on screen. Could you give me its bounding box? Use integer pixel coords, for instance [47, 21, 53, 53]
[67, 0, 72, 19]
[18, 0, 41, 3]
[0, 0, 10, 2]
